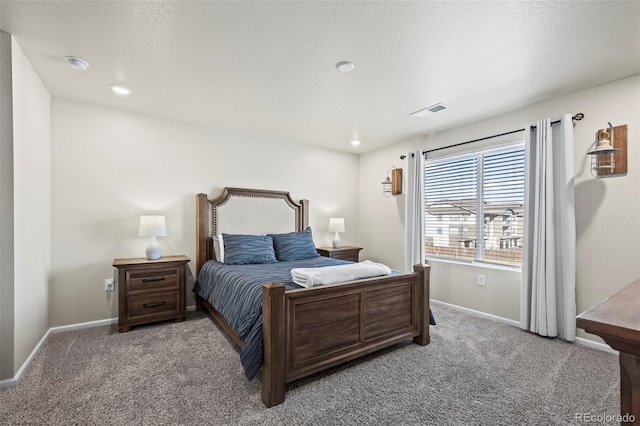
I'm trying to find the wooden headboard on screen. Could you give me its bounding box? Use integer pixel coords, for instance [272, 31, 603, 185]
[196, 187, 309, 275]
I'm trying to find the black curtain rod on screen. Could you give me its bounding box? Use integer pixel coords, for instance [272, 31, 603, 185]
[400, 113, 584, 159]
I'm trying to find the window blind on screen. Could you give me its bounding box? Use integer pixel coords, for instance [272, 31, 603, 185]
[425, 144, 524, 266]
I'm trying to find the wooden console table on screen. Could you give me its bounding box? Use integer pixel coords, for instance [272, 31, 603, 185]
[577, 279, 640, 425]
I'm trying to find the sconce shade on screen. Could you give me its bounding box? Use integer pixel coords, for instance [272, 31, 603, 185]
[587, 141, 620, 155]
[138, 215, 167, 237]
[328, 217, 345, 233]
[381, 176, 392, 197]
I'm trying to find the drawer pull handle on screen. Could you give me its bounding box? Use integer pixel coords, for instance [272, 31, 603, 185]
[142, 277, 166, 283]
[143, 302, 167, 308]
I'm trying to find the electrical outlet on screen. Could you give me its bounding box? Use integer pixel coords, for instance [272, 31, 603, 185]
[477, 274, 485, 287]
[104, 278, 114, 292]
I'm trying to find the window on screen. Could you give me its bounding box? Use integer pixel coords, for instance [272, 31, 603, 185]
[424, 144, 524, 267]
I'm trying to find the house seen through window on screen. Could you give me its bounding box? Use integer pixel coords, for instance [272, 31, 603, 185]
[424, 144, 525, 267]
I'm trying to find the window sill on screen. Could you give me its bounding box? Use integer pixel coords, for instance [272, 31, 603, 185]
[425, 256, 522, 272]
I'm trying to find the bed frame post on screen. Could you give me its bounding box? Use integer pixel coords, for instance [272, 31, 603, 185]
[262, 282, 286, 407]
[196, 193, 209, 276]
[300, 199, 309, 231]
[413, 263, 431, 346]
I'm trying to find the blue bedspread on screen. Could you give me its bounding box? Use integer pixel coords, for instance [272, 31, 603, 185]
[194, 257, 351, 380]
[194, 257, 436, 380]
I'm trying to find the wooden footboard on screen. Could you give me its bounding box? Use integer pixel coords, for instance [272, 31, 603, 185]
[262, 263, 430, 407]
[195, 188, 431, 408]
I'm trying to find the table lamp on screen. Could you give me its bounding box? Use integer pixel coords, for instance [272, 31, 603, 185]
[138, 215, 167, 260]
[328, 218, 345, 249]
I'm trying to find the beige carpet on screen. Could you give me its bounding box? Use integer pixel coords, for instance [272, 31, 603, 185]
[0, 304, 619, 425]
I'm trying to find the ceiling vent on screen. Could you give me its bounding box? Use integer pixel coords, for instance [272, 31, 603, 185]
[410, 103, 449, 117]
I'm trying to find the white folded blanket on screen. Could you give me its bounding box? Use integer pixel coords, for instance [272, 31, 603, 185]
[291, 260, 392, 288]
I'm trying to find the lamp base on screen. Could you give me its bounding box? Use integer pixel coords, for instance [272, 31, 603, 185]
[146, 237, 162, 260]
[332, 232, 342, 249]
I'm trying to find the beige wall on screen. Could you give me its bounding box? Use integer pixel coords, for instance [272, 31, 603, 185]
[359, 75, 640, 341]
[6, 35, 638, 373]
[50, 99, 360, 326]
[11, 37, 51, 374]
[0, 35, 51, 381]
[0, 30, 14, 381]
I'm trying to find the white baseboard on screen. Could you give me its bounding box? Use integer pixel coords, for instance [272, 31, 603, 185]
[0, 377, 17, 389]
[431, 299, 618, 355]
[431, 299, 521, 327]
[5, 301, 613, 390]
[574, 336, 618, 355]
[2, 306, 199, 389]
[49, 317, 118, 334]
[0, 327, 51, 389]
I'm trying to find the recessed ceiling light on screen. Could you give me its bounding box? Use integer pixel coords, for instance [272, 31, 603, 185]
[64, 56, 89, 71]
[410, 103, 449, 117]
[336, 61, 355, 73]
[350, 139, 361, 146]
[109, 84, 133, 96]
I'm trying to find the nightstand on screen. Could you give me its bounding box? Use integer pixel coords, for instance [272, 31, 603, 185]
[113, 255, 190, 333]
[316, 246, 362, 262]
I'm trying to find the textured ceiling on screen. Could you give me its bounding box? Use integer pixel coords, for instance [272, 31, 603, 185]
[1, 1, 639, 153]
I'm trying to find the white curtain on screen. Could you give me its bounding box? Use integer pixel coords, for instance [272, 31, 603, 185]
[521, 114, 576, 341]
[404, 150, 425, 273]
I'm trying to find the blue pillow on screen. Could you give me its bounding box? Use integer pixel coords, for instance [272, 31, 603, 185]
[270, 227, 320, 261]
[222, 234, 277, 265]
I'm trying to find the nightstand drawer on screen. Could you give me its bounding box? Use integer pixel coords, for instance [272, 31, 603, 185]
[114, 255, 190, 332]
[127, 291, 179, 320]
[331, 253, 359, 262]
[126, 267, 179, 293]
[317, 246, 362, 263]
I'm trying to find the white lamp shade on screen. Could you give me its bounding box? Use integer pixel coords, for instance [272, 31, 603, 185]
[587, 140, 621, 155]
[328, 218, 345, 233]
[381, 175, 392, 196]
[138, 215, 167, 237]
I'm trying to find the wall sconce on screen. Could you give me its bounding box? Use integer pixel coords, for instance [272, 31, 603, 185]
[382, 166, 403, 196]
[587, 123, 627, 177]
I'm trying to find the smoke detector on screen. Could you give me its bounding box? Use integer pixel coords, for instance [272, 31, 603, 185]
[336, 61, 355, 73]
[64, 56, 89, 71]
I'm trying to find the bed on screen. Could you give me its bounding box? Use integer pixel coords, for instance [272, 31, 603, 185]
[194, 187, 431, 407]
